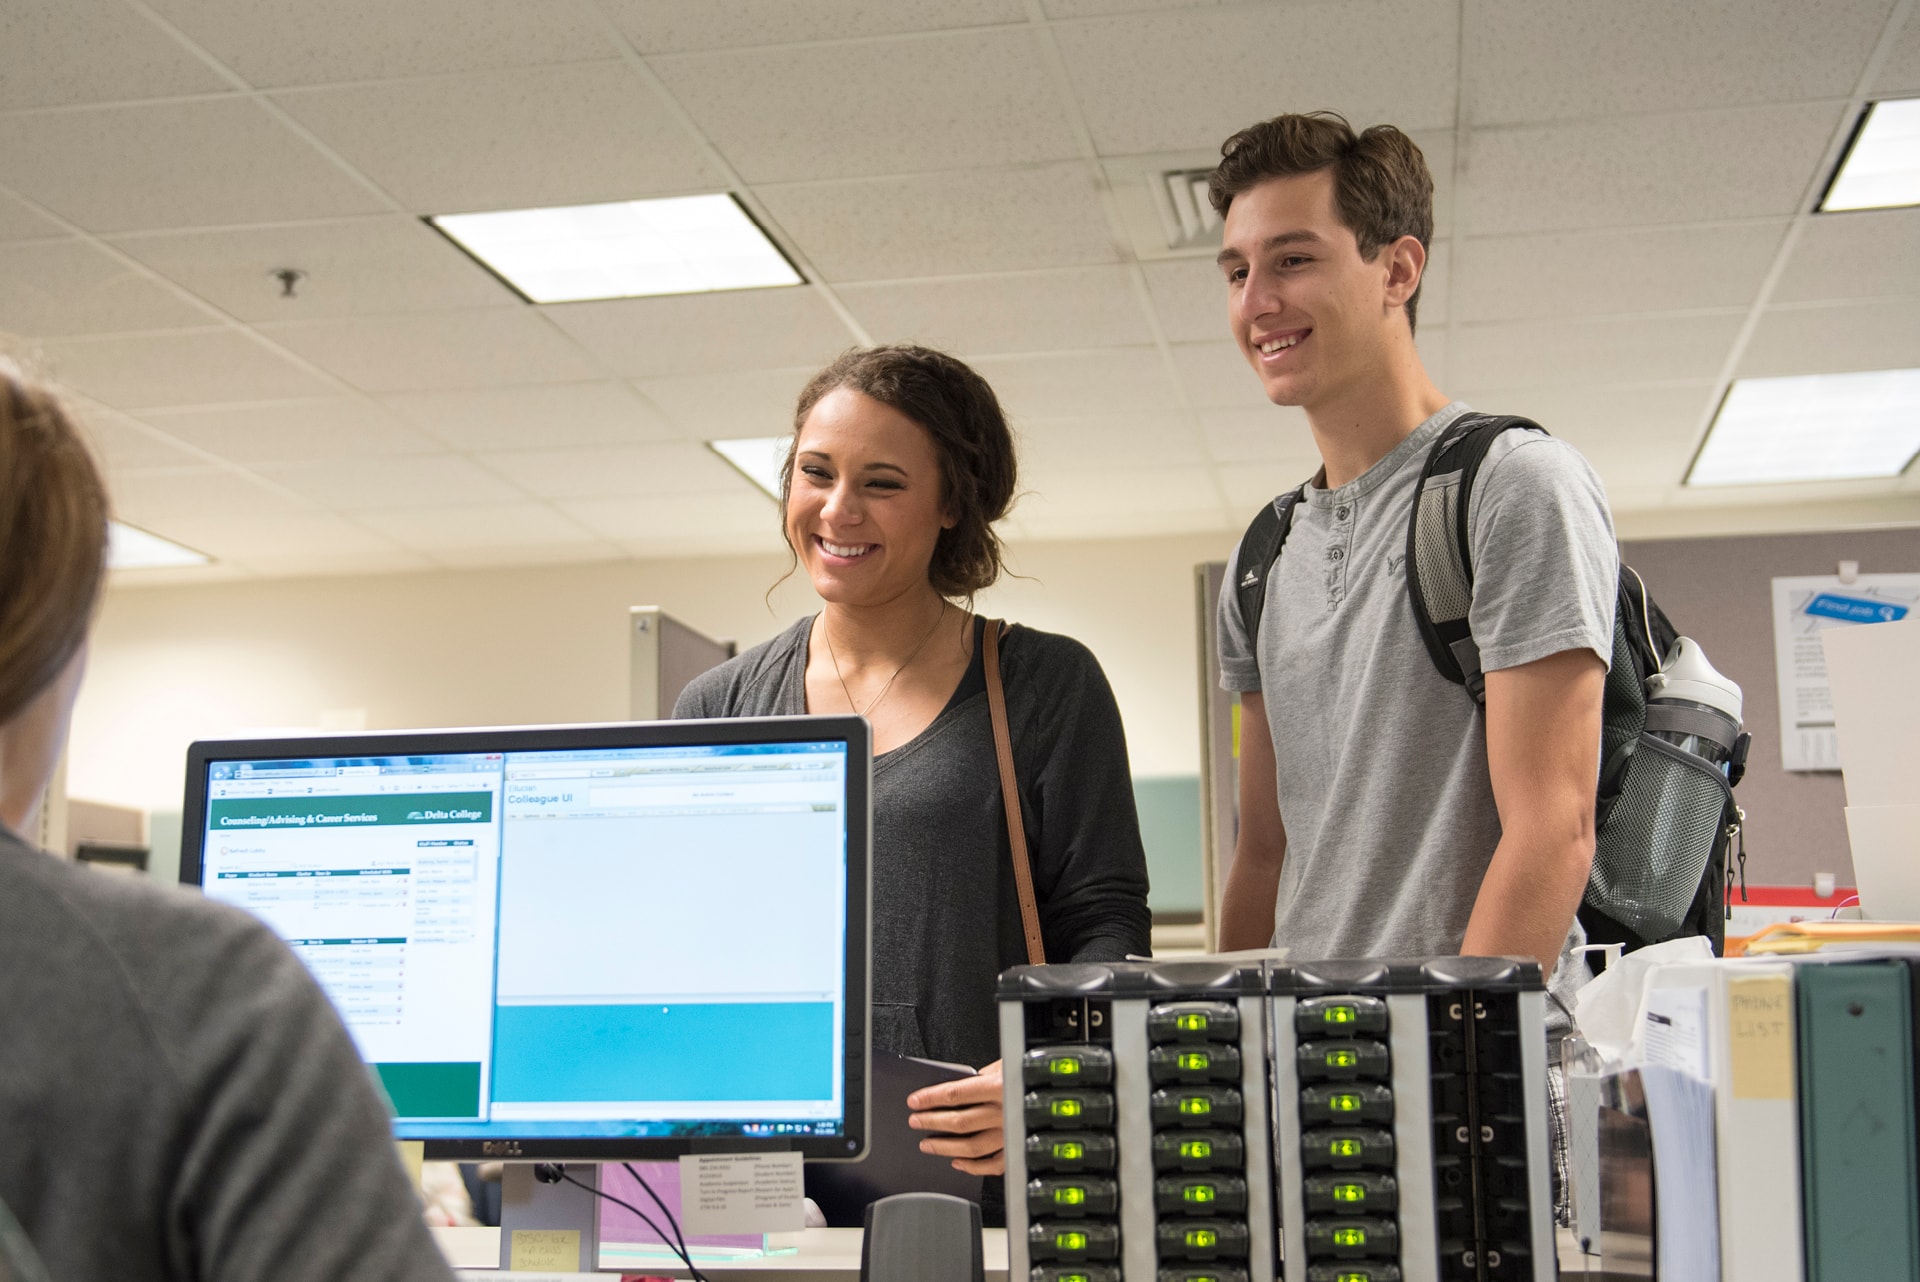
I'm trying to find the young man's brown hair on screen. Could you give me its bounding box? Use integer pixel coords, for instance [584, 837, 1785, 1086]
[1207, 111, 1436, 332]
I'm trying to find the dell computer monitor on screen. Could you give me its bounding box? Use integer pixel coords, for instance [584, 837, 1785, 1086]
[179, 716, 871, 1162]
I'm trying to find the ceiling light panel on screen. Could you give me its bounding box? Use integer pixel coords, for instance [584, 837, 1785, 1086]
[429, 194, 802, 304]
[709, 437, 787, 500]
[108, 521, 210, 569]
[1821, 98, 1920, 212]
[1686, 368, 1920, 486]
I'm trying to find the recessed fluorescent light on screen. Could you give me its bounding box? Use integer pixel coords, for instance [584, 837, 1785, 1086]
[709, 437, 788, 501]
[428, 194, 803, 304]
[1686, 368, 1920, 486]
[108, 521, 210, 569]
[1820, 98, 1920, 212]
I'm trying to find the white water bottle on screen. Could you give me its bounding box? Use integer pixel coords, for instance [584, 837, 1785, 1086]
[1644, 638, 1743, 772]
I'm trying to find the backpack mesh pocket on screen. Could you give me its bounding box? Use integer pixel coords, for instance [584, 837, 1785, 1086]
[1587, 733, 1732, 942]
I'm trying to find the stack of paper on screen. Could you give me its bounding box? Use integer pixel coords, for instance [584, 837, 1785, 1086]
[1823, 618, 1920, 921]
[1638, 1063, 1719, 1282]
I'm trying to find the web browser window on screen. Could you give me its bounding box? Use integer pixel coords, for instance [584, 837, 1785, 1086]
[198, 738, 851, 1141]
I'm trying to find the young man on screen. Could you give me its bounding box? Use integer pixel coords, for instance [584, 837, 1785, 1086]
[1210, 112, 1617, 1003]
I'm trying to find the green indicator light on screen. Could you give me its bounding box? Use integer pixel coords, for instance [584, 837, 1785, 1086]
[1053, 1141, 1084, 1160]
[1056, 1231, 1088, 1252]
[1180, 1139, 1213, 1159]
[1186, 1228, 1218, 1248]
[1337, 1274, 1371, 1282]
[1051, 1098, 1082, 1117]
[1333, 1227, 1368, 1248]
[1333, 1183, 1366, 1203]
[1176, 1012, 1208, 1032]
[1063, 1276, 1090, 1282]
[1049, 1056, 1081, 1076]
[1180, 1096, 1211, 1116]
[1330, 1138, 1363, 1158]
[1327, 1048, 1358, 1069]
[1177, 1051, 1211, 1070]
[1325, 1004, 1357, 1025]
[1053, 1186, 1086, 1206]
[1183, 1184, 1216, 1204]
[1329, 1093, 1362, 1113]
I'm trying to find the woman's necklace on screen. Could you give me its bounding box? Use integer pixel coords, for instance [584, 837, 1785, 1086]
[824, 602, 950, 719]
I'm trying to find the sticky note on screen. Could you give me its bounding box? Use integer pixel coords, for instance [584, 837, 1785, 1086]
[509, 1228, 580, 1272]
[1728, 975, 1794, 1100]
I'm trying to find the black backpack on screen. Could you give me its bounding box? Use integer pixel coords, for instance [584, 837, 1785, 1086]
[1229, 412, 1748, 958]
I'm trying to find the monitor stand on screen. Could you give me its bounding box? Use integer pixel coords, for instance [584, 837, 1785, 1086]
[498, 1163, 603, 1272]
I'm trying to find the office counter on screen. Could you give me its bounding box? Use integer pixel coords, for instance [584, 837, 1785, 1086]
[437, 1226, 1010, 1279]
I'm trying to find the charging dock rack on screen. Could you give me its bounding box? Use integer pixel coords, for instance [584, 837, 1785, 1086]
[1000, 961, 1277, 1282]
[1000, 958, 1553, 1282]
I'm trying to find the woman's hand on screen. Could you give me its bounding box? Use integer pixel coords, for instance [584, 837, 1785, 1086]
[906, 1059, 1006, 1176]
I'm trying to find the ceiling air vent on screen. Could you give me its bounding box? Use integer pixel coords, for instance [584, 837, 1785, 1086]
[1154, 169, 1221, 250]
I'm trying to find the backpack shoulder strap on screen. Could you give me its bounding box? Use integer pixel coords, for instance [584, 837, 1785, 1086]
[1233, 486, 1308, 642]
[1404, 412, 1549, 703]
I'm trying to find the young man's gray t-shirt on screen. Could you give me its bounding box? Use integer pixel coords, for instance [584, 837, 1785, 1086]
[1218, 403, 1618, 967]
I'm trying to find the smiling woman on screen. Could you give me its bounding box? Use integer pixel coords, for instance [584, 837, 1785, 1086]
[673, 345, 1152, 1219]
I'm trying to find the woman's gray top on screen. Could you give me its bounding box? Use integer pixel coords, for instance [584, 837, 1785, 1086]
[675, 616, 1152, 1070]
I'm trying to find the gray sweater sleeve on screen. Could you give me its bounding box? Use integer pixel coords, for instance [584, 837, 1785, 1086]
[1009, 630, 1153, 965]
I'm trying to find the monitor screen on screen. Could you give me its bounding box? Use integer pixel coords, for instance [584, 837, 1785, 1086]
[179, 717, 870, 1162]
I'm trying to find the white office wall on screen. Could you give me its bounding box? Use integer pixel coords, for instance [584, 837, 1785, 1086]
[69, 532, 1232, 813]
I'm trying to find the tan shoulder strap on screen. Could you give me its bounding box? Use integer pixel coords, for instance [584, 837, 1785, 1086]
[982, 618, 1045, 965]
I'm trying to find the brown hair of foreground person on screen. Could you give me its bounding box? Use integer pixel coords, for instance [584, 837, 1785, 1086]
[0, 363, 108, 725]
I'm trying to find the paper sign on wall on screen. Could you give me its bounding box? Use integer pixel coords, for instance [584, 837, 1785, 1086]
[1770, 574, 1920, 771]
[678, 1151, 805, 1235]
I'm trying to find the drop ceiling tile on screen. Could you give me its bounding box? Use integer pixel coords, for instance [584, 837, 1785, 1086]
[756, 163, 1120, 281]
[1775, 208, 1920, 304]
[0, 0, 228, 110]
[0, 239, 211, 337]
[652, 29, 1079, 184]
[1008, 501, 1228, 541]
[840, 267, 1155, 355]
[356, 501, 602, 550]
[560, 491, 777, 541]
[109, 466, 314, 524]
[258, 454, 527, 511]
[1170, 342, 1267, 409]
[1453, 222, 1786, 323]
[0, 98, 386, 234]
[1737, 298, 1920, 378]
[967, 348, 1179, 420]
[542, 288, 856, 379]
[224, 547, 439, 577]
[481, 441, 742, 499]
[112, 217, 516, 322]
[136, 398, 443, 464]
[273, 64, 724, 214]
[1198, 405, 1317, 464]
[1460, 104, 1843, 235]
[605, 0, 1024, 53]
[1041, 0, 1223, 14]
[382, 382, 675, 451]
[0, 190, 65, 243]
[144, 511, 401, 560]
[1873, 10, 1920, 94]
[1451, 313, 1745, 389]
[1466, 0, 1890, 125]
[1449, 382, 1718, 492]
[1052, 0, 1457, 155]
[70, 398, 207, 470]
[1015, 414, 1202, 469]
[258, 310, 602, 393]
[431, 540, 629, 569]
[1020, 460, 1219, 511]
[144, 0, 616, 87]
[1141, 259, 1227, 344]
[41, 329, 336, 408]
[632, 366, 815, 439]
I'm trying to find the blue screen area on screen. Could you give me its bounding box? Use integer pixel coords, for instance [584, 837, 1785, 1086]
[491, 1002, 835, 1101]
[199, 737, 852, 1142]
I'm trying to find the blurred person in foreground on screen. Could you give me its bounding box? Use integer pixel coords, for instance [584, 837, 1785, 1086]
[0, 360, 454, 1282]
